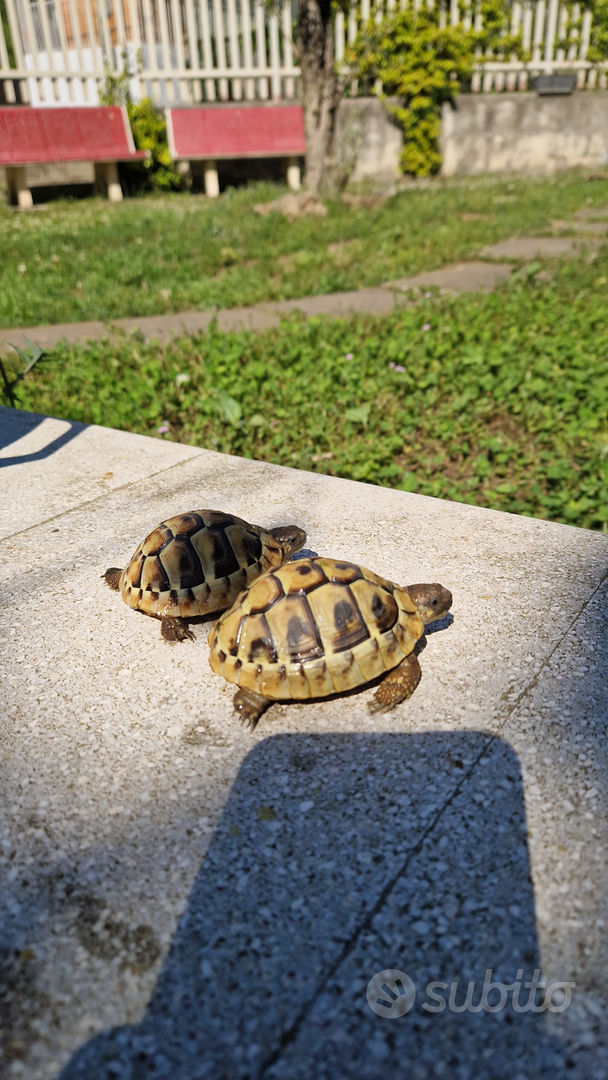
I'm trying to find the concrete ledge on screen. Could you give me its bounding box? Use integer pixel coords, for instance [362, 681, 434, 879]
[2, 408, 608, 1077]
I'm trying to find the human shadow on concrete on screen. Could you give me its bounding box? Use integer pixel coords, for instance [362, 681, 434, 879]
[59, 732, 567, 1080]
[0, 406, 82, 465]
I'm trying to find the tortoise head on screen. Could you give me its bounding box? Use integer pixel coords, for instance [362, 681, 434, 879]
[269, 524, 307, 558]
[407, 583, 452, 625]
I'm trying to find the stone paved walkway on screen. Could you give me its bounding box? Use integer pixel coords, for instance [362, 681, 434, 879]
[1, 217, 603, 353]
[0, 262, 516, 354]
[2, 405, 608, 1079]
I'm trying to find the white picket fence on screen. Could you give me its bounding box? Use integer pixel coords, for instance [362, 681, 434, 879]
[0, 0, 607, 107]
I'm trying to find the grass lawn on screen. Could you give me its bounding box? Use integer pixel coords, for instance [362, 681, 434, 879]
[6, 246, 608, 531]
[1, 171, 608, 328]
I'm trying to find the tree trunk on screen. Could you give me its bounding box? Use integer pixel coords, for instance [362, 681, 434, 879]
[296, 0, 340, 193]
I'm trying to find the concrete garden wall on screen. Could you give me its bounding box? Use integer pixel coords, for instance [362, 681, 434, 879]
[440, 90, 608, 176]
[338, 91, 608, 184]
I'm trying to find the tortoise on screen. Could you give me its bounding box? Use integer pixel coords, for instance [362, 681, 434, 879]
[104, 510, 306, 642]
[208, 556, 452, 727]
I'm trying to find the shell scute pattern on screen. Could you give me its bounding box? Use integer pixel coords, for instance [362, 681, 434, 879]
[164, 511, 205, 535]
[239, 612, 279, 665]
[121, 511, 284, 620]
[242, 573, 284, 616]
[139, 553, 169, 593]
[226, 524, 264, 569]
[160, 537, 205, 589]
[273, 559, 328, 595]
[208, 557, 425, 701]
[306, 582, 370, 654]
[266, 595, 325, 664]
[141, 523, 173, 557]
[316, 558, 364, 585]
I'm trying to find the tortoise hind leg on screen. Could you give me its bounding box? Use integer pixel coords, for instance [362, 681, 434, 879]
[161, 616, 195, 643]
[233, 688, 271, 731]
[103, 567, 123, 591]
[371, 653, 422, 713]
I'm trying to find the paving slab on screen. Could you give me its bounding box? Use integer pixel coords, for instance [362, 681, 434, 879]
[382, 260, 514, 293]
[0, 320, 109, 354]
[113, 306, 281, 342]
[111, 310, 216, 340]
[552, 220, 608, 235]
[575, 206, 608, 219]
[1, 407, 608, 1079]
[0, 258, 516, 356]
[480, 235, 603, 261]
[257, 287, 402, 318]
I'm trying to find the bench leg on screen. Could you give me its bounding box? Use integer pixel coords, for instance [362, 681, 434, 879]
[95, 161, 123, 203]
[286, 156, 301, 192]
[203, 160, 220, 198]
[6, 166, 33, 209]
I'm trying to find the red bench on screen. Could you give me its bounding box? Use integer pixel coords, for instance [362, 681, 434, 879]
[0, 107, 148, 208]
[166, 104, 306, 197]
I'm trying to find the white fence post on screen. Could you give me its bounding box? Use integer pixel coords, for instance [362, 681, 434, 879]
[268, 8, 281, 101]
[1, 0, 607, 109]
[226, 0, 242, 100]
[241, 0, 255, 100]
[544, 0, 559, 68]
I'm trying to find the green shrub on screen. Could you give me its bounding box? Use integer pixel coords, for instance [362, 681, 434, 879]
[100, 50, 183, 194]
[347, 2, 523, 177]
[122, 98, 184, 194]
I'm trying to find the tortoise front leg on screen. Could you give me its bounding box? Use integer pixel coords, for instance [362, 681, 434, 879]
[160, 616, 195, 643]
[233, 688, 271, 731]
[371, 653, 422, 712]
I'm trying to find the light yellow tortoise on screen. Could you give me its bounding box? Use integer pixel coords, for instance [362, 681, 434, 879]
[208, 556, 452, 727]
[104, 509, 306, 641]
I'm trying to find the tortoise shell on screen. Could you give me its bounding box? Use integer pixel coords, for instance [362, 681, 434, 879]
[208, 557, 425, 700]
[119, 510, 288, 620]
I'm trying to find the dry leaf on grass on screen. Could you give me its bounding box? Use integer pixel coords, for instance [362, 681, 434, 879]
[254, 192, 327, 219]
[341, 193, 387, 210]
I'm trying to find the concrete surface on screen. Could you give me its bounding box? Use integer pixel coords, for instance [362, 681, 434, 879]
[1, 406, 608, 1079]
[0, 407, 200, 540]
[441, 91, 608, 177]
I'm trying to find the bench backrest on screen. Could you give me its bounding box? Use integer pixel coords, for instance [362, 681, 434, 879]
[166, 105, 306, 160]
[0, 107, 144, 166]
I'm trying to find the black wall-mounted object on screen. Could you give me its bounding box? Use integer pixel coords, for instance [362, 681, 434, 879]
[533, 73, 578, 94]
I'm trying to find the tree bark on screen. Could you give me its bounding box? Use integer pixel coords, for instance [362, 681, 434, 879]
[296, 0, 341, 193]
